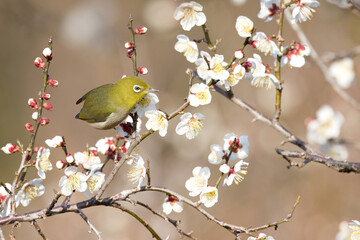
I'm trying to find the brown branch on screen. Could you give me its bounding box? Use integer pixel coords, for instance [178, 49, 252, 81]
[31, 220, 47, 240]
[76, 209, 102, 240]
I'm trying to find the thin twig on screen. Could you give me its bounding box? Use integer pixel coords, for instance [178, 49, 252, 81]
[76, 209, 102, 240]
[0, 227, 5, 240]
[31, 220, 47, 240]
[110, 202, 161, 240]
[45, 192, 62, 215]
[128, 15, 138, 76]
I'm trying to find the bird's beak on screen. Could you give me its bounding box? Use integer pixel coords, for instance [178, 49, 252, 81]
[147, 87, 159, 92]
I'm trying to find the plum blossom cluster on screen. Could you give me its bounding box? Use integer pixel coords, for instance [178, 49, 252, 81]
[306, 105, 347, 161]
[336, 220, 360, 240]
[185, 133, 250, 208]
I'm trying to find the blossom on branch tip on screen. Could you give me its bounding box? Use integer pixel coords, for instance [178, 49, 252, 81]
[329, 58, 355, 89]
[185, 166, 210, 196]
[174, 1, 206, 31]
[235, 16, 254, 38]
[34, 57, 45, 69]
[35, 147, 52, 179]
[127, 155, 146, 189]
[42, 47, 52, 60]
[162, 195, 184, 215]
[15, 178, 45, 207]
[1, 143, 20, 154]
[199, 186, 218, 208]
[145, 110, 168, 137]
[45, 136, 63, 148]
[59, 166, 88, 196]
[175, 112, 205, 140]
[290, 0, 320, 24]
[174, 35, 199, 63]
[188, 83, 212, 107]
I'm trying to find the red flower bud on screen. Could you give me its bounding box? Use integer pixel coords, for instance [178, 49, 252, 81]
[124, 42, 135, 49]
[134, 26, 147, 35]
[42, 93, 51, 100]
[47, 79, 58, 87]
[39, 117, 50, 126]
[137, 67, 148, 75]
[42, 47, 53, 60]
[28, 98, 39, 109]
[126, 49, 134, 58]
[25, 123, 34, 132]
[1, 143, 20, 154]
[42, 102, 53, 111]
[34, 57, 46, 70]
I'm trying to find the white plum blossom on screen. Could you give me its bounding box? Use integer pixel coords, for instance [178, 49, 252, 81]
[208, 144, 225, 165]
[176, 112, 205, 140]
[244, 54, 266, 81]
[0, 183, 12, 217]
[251, 72, 281, 90]
[185, 166, 210, 196]
[235, 16, 254, 38]
[95, 137, 116, 155]
[174, 35, 199, 63]
[199, 186, 218, 208]
[162, 195, 184, 215]
[127, 155, 146, 189]
[133, 93, 159, 117]
[188, 83, 212, 107]
[84, 169, 105, 197]
[45, 136, 63, 148]
[220, 160, 249, 186]
[15, 178, 45, 207]
[247, 233, 275, 240]
[320, 143, 348, 161]
[1, 143, 19, 154]
[223, 133, 250, 161]
[329, 58, 355, 89]
[307, 105, 344, 145]
[281, 42, 310, 68]
[224, 65, 245, 91]
[174, 1, 207, 31]
[35, 147, 52, 179]
[59, 166, 88, 196]
[195, 51, 212, 83]
[208, 54, 230, 82]
[258, 0, 279, 22]
[290, 0, 320, 24]
[74, 150, 102, 171]
[116, 115, 142, 138]
[145, 110, 168, 137]
[252, 32, 281, 57]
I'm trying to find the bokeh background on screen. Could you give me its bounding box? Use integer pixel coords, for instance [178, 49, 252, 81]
[0, 0, 360, 239]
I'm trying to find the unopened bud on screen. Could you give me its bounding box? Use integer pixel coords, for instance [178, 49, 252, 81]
[124, 42, 135, 49]
[42, 47, 52, 60]
[28, 98, 39, 109]
[1, 143, 20, 154]
[47, 79, 58, 87]
[126, 49, 134, 58]
[25, 123, 34, 132]
[39, 117, 50, 126]
[66, 154, 74, 163]
[32, 112, 39, 120]
[234, 49, 244, 59]
[42, 102, 53, 111]
[56, 160, 66, 169]
[137, 67, 148, 75]
[42, 93, 51, 100]
[34, 57, 46, 69]
[134, 26, 147, 35]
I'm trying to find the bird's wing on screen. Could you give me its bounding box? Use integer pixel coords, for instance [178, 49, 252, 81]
[75, 84, 118, 123]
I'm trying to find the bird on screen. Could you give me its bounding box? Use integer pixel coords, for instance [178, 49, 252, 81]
[75, 76, 158, 130]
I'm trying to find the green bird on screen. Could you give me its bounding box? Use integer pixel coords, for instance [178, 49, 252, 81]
[75, 76, 157, 130]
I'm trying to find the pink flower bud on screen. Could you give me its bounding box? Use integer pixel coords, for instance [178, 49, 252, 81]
[137, 67, 148, 75]
[134, 26, 147, 35]
[28, 98, 39, 109]
[34, 57, 46, 69]
[42, 102, 53, 111]
[1, 143, 20, 154]
[25, 123, 34, 132]
[56, 160, 66, 169]
[42, 47, 52, 60]
[126, 49, 134, 58]
[47, 79, 58, 87]
[234, 49, 244, 59]
[42, 93, 51, 100]
[66, 154, 74, 163]
[39, 117, 50, 126]
[124, 42, 135, 49]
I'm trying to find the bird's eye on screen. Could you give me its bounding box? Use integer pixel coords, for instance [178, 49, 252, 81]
[133, 85, 142, 93]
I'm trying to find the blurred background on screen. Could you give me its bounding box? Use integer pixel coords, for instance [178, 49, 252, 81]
[0, 0, 359, 239]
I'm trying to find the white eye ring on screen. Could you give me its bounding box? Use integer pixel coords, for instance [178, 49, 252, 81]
[133, 85, 142, 93]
